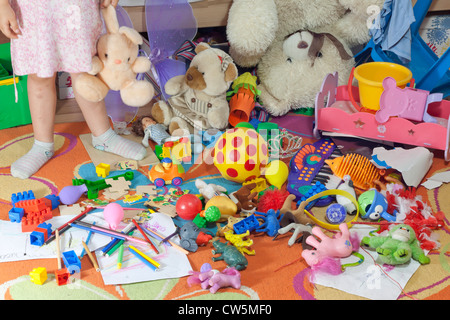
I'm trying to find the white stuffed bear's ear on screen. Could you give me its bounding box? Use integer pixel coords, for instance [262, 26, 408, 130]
[119, 27, 143, 45]
[101, 6, 120, 34]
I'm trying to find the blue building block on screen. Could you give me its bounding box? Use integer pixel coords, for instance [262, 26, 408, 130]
[298, 181, 330, 210]
[8, 207, 24, 223]
[233, 214, 260, 234]
[11, 190, 35, 207]
[30, 222, 52, 246]
[62, 250, 81, 274]
[44, 194, 60, 210]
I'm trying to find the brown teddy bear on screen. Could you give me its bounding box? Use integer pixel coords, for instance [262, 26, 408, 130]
[151, 43, 238, 134]
[74, 5, 154, 107]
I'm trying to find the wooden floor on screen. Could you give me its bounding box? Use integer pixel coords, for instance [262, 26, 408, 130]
[55, 97, 155, 124]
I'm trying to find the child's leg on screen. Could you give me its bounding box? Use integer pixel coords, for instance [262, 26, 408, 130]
[11, 74, 56, 179]
[71, 73, 146, 161]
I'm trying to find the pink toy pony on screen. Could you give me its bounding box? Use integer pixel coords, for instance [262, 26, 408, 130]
[301, 223, 359, 277]
[187, 263, 241, 294]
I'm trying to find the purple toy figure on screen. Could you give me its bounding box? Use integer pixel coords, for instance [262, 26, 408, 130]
[187, 263, 241, 294]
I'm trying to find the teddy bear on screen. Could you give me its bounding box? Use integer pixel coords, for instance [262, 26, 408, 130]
[150, 43, 238, 134]
[226, 0, 385, 116]
[74, 5, 154, 108]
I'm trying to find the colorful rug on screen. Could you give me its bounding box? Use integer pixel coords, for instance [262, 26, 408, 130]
[1, 119, 450, 301]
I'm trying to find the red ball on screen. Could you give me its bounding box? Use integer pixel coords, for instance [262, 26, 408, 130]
[176, 194, 203, 220]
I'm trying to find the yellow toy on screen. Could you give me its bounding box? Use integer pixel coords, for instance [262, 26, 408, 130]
[263, 160, 288, 189]
[96, 163, 111, 178]
[30, 267, 48, 285]
[213, 126, 269, 183]
[224, 230, 255, 255]
[159, 137, 192, 163]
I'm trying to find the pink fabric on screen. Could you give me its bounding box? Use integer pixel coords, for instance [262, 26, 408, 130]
[9, 0, 103, 78]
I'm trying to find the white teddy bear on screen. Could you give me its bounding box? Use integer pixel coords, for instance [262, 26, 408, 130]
[226, 0, 385, 116]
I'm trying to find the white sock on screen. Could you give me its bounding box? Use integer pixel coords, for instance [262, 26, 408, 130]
[11, 140, 54, 179]
[92, 128, 147, 161]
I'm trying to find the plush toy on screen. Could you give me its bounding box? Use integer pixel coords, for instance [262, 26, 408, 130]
[74, 5, 154, 107]
[226, 0, 385, 116]
[361, 224, 431, 265]
[151, 43, 238, 134]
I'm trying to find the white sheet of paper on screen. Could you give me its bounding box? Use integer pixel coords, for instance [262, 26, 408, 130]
[0, 212, 111, 263]
[96, 212, 193, 285]
[372, 147, 433, 187]
[311, 225, 422, 300]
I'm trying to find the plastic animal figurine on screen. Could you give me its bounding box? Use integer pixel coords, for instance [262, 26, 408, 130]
[254, 209, 283, 237]
[224, 230, 255, 255]
[187, 263, 241, 294]
[361, 224, 430, 265]
[179, 221, 213, 252]
[211, 240, 248, 271]
[276, 223, 313, 247]
[301, 223, 359, 273]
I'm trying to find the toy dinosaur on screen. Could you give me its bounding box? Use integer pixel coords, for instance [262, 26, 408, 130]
[224, 230, 255, 255]
[211, 240, 248, 271]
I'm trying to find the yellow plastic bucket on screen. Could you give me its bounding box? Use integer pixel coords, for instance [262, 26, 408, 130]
[354, 62, 412, 111]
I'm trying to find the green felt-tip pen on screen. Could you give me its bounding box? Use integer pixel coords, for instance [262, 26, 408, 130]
[117, 243, 124, 270]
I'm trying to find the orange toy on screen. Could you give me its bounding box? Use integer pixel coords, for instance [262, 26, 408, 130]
[227, 73, 261, 127]
[325, 153, 381, 192]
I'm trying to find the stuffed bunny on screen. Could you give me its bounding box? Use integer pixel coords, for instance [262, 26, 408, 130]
[74, 5, 154, 107]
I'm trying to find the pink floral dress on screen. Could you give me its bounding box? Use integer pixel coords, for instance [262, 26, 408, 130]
[10, 0, 103, 78]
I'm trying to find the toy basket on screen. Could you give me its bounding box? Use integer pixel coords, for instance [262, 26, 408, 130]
[0, 42, 30, 130]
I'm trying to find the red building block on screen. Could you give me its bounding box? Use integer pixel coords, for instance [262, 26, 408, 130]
[21, 207, 53, 232]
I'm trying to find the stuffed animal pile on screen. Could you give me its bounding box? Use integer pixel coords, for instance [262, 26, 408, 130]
[226, 0, 385, 116]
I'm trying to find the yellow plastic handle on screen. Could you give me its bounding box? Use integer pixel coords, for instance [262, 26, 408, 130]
[0, 77, 19, 86]
[302, 189, 359, 230]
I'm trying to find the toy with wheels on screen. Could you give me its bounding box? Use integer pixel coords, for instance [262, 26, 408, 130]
[148, 157, 185, 187]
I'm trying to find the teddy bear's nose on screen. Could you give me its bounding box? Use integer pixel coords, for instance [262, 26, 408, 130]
[298, 41, 308, 49]
[114, 59, 122, 64]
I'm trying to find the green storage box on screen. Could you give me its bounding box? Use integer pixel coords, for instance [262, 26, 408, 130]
[0, 42, 31, 130]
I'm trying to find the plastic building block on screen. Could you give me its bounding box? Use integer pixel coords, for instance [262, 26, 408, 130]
[11, 190, 35, 207]
[55, 268, 70, 286]
[233, 214, 260, 235]
[15, 198, 47, 214]
[96, 163, 111, 178]
[62, 250, 81, 274]
[30, 222, 52, 246]
[30, 267, 48, 285]
[8, 207, 24, 223]
[21, 207, 53, 232]
[43, 194, 60, 210]
[298, 181, 329, 210]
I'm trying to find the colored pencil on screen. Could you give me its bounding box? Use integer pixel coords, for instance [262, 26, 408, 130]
[75, 221, 153, 247]
[128, 246, 157, 271]
[132, 219, 159, 254]
[80, 221, 95, 259]
[129, 245, 160, 269]
[143, 227, 189, 255]
[69, 223, 127, 241]
[102, 222, 135, 256]
[55, 229, 62, 270]
[44, 207, 93, 245]
[117, 243, 124, 269]
[82, 240, 100, 272]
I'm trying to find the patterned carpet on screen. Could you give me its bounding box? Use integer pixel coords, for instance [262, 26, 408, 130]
[1, 116, 450, 301]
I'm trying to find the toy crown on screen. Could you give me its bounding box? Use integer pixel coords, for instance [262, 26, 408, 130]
[268, 129, 303, 159]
